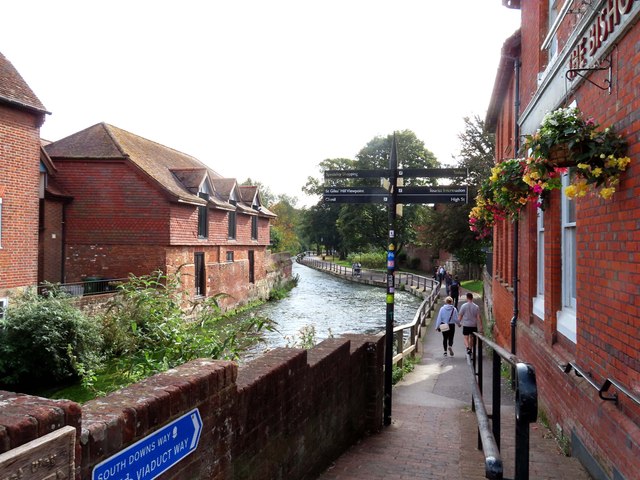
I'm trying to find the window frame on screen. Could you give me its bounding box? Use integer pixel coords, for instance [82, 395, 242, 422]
[226, 251, 234, 262]
[557, 172, 577, 342]
[228, 210, 237, 240]
[194, 252, 206, 297]
[533, 206, 545, 319]
[197, 192, 209, 239]
[251, 215, 258, 241]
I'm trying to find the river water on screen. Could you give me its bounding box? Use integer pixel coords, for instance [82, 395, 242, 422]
[244, 262, 424, 359]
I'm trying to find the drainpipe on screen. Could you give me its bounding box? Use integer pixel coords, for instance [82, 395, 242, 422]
[510, 58, 521, 362]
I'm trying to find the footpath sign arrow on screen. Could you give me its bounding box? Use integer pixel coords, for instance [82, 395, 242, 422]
[323, 186, 390, 204]
[324, 169, 389, 179]
[92, 408, 203, 480]
[397, 186, 468, 203]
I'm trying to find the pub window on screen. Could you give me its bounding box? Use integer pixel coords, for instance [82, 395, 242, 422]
[251, 215, 258, 240]
[558, 172, 577, 342]
[228, 211, 236, 239]
[533, 207, 545, 320]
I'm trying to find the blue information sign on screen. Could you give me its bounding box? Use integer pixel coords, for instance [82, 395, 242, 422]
[92, 408, 203, 480]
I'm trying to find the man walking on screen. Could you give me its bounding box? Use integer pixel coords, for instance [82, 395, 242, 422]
[458, 292, 482, 356]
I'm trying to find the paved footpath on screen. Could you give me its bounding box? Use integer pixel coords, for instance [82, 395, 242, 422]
[317, 294, 592, 480]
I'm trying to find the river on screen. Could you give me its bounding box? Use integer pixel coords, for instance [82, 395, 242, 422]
[244, 261, 425, 359]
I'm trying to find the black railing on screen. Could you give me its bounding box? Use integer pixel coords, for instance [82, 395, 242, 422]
[38, 278, 127, 297]
[561, 362, 640, 407]
[469, 333, 538, 480]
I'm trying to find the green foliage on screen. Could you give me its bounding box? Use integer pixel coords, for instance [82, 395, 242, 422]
[392, 356, 419, 384]
[99, 270, 275, 389]
[460, 280, 483, 294]
[270, 197, 302, 254]
[0, 287, 102, 388]
[302, 131, 438, 258]
[101, 270, 185, 357]
[268, 274, 299, 301]
[346, 251, 386, 269]
[285, 325, 318, 349]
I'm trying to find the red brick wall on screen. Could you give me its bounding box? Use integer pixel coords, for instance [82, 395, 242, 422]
[0, 336, 384, 480]
[489, 3, 640, 478]
[64, 244, 167, 282]
[54, 159, 171, 245]
[39, 198, 65, 283]
[0, 106, 42, 293]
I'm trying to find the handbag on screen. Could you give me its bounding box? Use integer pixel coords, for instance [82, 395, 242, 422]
[439, 308, 455, 332]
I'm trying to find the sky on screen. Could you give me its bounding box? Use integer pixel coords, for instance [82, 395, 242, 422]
[1, 1, 520, 207]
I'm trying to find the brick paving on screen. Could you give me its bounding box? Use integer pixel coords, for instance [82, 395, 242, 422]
[317, 295, 591, 480]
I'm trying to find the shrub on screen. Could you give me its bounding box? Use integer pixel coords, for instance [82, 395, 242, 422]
[0, 287, 102, 388]
[346, 251, 386, 269]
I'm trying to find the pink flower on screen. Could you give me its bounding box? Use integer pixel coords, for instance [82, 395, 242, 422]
[533, 184, 543, 194]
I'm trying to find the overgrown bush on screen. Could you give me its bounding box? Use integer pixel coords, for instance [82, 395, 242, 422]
[0, 287, 102, 388]
[268, 274, 299, 301]
[100, 270, 275, 386]
[346, 251, 386, 269]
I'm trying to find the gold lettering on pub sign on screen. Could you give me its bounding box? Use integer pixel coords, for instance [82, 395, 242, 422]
[0, 426, 75, 480]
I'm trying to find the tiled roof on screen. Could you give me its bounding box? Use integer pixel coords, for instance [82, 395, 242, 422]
[45, 123, 233, 208]
[0, 51, 48, 114]
[238, 185, 276, 217]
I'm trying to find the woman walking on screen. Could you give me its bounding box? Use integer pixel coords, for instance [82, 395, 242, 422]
[435, 296, 459, 357]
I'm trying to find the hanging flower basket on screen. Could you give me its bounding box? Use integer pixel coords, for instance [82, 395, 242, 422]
[548, 143, 573, 168]
[521, 107, 630, 200]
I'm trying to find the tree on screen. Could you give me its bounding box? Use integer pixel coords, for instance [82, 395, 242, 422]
[456, 116, 495, 188]
[416, 115, 495, 273]
[270, 196, 301, 254]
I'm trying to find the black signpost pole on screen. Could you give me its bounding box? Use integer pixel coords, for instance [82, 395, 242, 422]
[322, 152, 468, 427]
[383, 136, 398, 426]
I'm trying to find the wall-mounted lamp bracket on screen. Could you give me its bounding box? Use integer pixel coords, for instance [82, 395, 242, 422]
[565, 57, 612, 94]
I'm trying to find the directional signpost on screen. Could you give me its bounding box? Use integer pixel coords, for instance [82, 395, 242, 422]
[323, 141, 468, 426]
[92, 408, 203, 480]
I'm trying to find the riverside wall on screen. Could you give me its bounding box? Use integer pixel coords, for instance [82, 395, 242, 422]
[0, 335, 384, 480]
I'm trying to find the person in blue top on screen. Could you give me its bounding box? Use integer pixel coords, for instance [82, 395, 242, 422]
[435, 296, 459, 357]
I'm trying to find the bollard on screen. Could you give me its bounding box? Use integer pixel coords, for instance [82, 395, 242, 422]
[515, 362, 537, 480]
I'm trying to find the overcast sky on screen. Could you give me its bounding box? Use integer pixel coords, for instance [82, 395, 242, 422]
[2, 1, 520, 206]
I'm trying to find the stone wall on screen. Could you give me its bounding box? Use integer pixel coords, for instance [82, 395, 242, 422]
[0, 335, 384, 480]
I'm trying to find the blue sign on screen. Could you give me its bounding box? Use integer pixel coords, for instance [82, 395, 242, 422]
[92, 408, 203, 480]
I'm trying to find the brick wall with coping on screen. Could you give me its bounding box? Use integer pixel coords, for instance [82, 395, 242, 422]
[0, 334, 384, 480]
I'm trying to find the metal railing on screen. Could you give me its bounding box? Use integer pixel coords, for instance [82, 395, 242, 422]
[38, 278, 127, 297]
[391, 283, 439, 367]
[297, 255, 441, 367]
[469, 333, 538, 480]
[560, 362, 640, 407]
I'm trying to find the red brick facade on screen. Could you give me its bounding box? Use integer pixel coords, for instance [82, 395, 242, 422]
[43, 124, 278, 307]
[0, 52, 47, 299]
[487, 2, 640, 478]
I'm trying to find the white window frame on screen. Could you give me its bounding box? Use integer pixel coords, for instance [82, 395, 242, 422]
[0, 297, 7, 320]
[533, 206, 545, 319]
[557, 172, 577, 342]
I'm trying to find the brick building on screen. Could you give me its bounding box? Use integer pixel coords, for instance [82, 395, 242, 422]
[485, 1, 640, 478]
[0, 51, 49, 314]
[43, 123, 276, 307]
